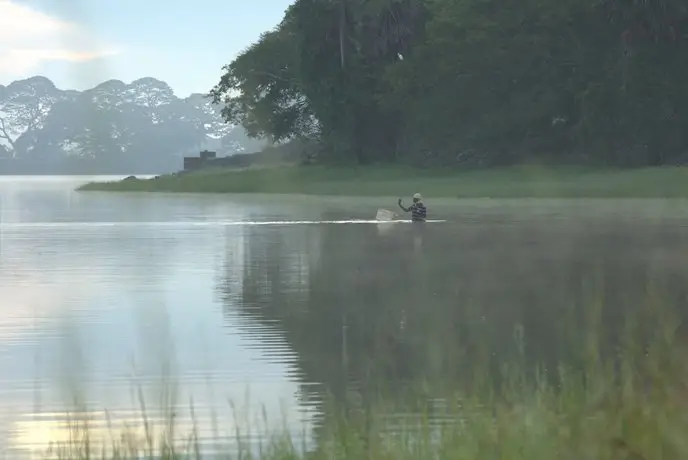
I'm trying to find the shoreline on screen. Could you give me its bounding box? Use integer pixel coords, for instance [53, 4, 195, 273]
[76, 165, 688, 199]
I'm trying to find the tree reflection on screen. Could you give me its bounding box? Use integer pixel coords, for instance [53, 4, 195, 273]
[217, 211, 688, 433]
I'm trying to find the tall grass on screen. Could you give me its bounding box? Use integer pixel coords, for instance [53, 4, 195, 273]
[43, 363, 688, 459]
[39, 293, 688, 460]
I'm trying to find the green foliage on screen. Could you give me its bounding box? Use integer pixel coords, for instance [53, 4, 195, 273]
[210, 29, 311, 143]
[211, 0, 427, 164]
[211, 0, 688, 167]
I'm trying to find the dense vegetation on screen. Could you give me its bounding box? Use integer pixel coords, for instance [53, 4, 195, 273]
[210, 0, 688, 168]
[0, 77, 267, 174]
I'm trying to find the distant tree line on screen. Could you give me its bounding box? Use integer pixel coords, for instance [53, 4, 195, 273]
[210, 0, 688, 167]
[0, 76, 267, 174]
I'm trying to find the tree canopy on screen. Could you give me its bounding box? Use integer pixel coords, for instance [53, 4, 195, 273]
[0, 76, 268, 174]
[210, 0, 688, 167]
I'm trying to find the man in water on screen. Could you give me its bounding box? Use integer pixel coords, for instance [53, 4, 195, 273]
[398, 193, 427, 222]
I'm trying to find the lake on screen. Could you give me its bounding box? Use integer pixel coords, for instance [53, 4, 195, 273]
[1, 176, 687, 457]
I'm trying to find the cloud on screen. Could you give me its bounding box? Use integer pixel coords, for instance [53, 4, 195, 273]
[0, 1, 118, 76]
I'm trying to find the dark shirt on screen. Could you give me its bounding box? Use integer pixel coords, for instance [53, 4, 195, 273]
[409, 202, 427, 222]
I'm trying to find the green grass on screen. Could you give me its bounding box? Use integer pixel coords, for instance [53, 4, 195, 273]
[38, 296, 688, 459]
[43, 351, 688, 459]
[77, 164, 688, 198]
[30, 269, 688, 459]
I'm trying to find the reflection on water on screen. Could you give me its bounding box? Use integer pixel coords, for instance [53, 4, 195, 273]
[1, 177, 688, 456]
[222, 200, 688, 444]
[0, 178, 314, 457]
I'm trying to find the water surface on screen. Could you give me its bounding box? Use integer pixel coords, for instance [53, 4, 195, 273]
[0, 176, 687, 457]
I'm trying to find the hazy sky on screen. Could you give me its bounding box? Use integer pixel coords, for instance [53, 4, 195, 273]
[0, 0, 293, 97]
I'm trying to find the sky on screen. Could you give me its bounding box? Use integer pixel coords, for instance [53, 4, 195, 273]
[0, 0, 294, 97]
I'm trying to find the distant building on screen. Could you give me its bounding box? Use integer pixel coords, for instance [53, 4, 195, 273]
[200, 150, 216, 160]
[183, 150, 216, 171]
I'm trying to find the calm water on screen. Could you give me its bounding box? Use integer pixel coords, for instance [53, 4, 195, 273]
[1, 176, 688, 457]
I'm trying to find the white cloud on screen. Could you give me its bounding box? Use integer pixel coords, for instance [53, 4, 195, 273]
[0, 0, 118, 76]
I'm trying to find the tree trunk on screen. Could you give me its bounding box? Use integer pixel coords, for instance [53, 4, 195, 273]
[339, 0, 346, 69]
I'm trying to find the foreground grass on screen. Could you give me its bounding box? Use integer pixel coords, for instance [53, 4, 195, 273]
[41, 309, 688, 459]
[33, 272, 688, 459]
[43, 356, 688, 459]
[77, 165, 688, 198]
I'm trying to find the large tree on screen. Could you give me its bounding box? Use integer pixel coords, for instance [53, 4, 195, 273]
[0, 77, 61, 158]
[211, 0, 688, 167]
[211, 0, 428, 164]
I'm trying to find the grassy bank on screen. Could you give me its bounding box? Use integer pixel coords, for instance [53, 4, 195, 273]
[77, 165, 688, 198]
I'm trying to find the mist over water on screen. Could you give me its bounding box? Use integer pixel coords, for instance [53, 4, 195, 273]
[0, 177, 687, 457]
